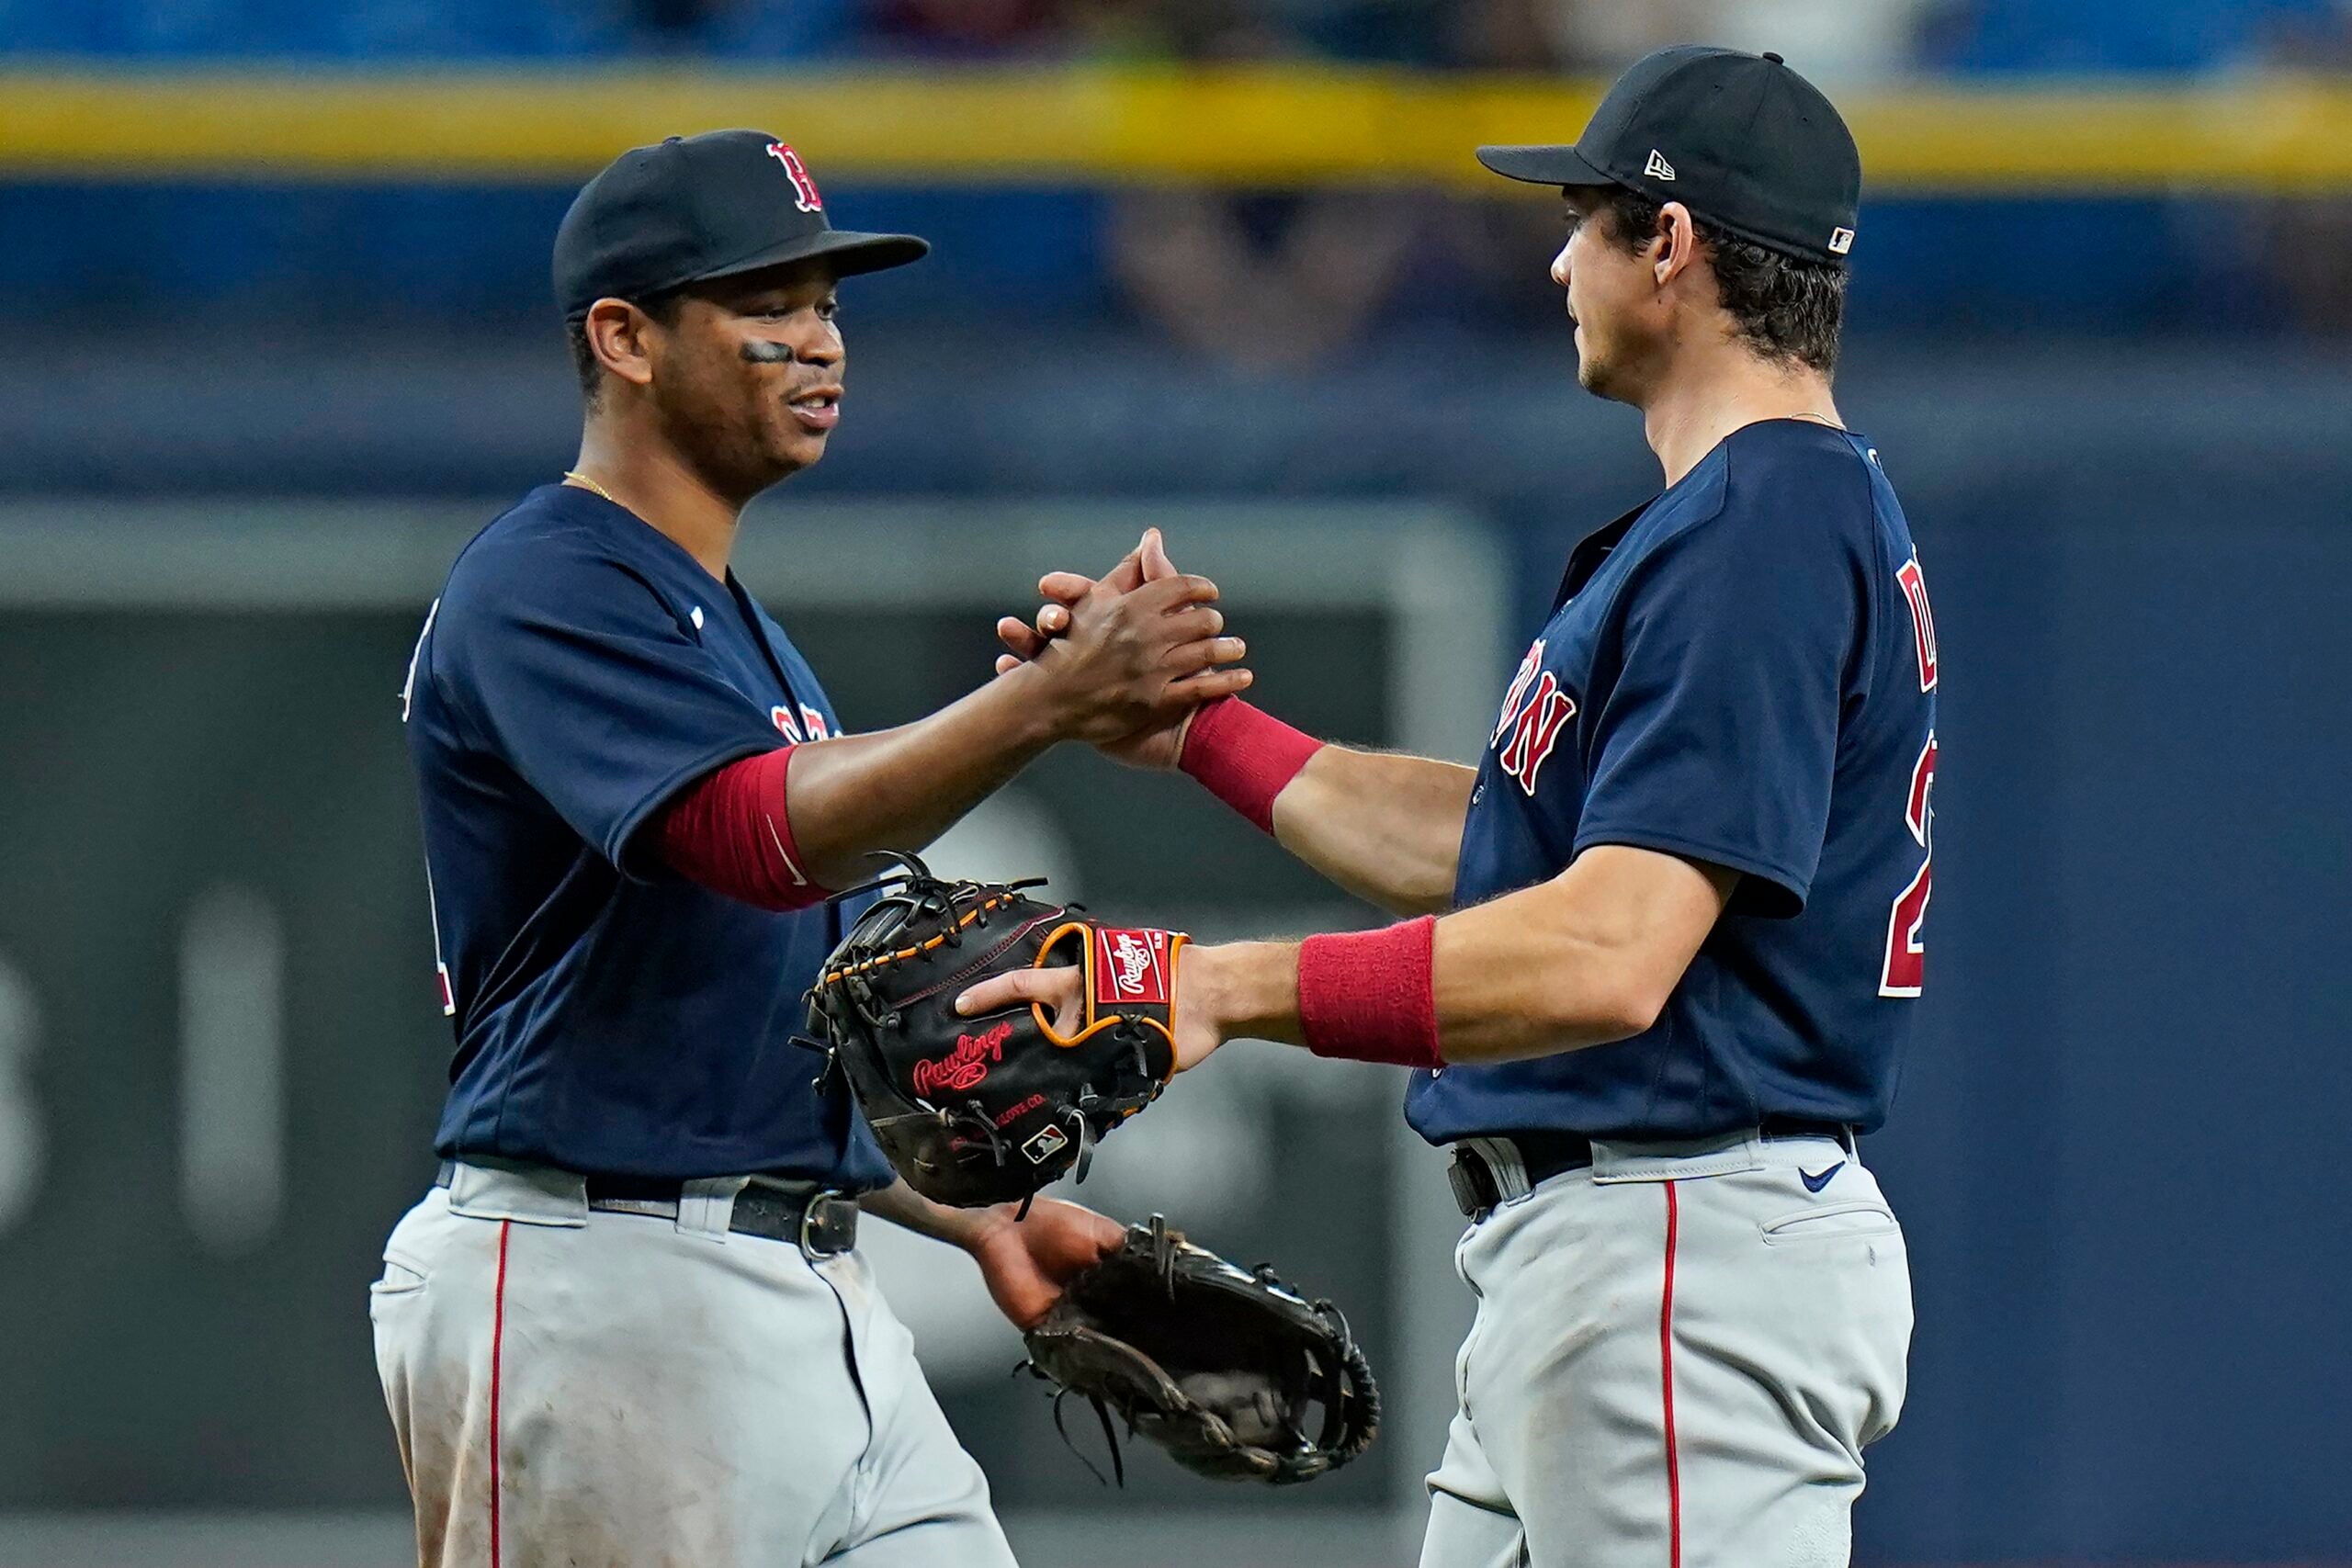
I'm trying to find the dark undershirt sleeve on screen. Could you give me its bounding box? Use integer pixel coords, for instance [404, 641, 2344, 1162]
[652, 748, 831, 910]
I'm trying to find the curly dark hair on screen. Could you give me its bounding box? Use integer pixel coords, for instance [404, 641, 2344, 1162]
[1595, 186, 1847, 375]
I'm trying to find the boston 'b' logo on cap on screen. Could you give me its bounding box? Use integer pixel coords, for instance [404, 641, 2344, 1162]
[764, 141, 824, 214]
[1644, 148, 1677, 181]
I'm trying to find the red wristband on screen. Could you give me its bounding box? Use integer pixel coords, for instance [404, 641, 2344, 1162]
[1178, 698, 1323, 835]
[1296, 916, 1443, 1070]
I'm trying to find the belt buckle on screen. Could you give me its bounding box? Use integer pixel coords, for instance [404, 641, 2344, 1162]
[799, 1191, 857, 1257]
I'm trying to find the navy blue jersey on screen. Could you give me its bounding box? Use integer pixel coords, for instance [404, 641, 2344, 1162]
[401, 483, 891, 1187]
[1408, 420, 1939, 1144]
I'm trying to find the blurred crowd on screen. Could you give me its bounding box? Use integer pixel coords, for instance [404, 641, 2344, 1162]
[17, 0, 2345, 73]
[845, 0, 1934, 78]
[6, 0, 2348, 361]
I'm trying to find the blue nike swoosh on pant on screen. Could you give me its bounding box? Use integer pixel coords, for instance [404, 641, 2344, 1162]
[1800, 1161, 1846, 1192]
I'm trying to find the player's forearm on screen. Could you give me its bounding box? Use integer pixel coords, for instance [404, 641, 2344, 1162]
[1420, 869, 1712, 1061]
[1270, 746, 1476, 916]
[785, 666, 1062, 889]
[1185, 922, 1645, 1066]
[1178, 699, 1471, 916]
[858, 1179, 999, 1250]
[1184, 847, 1736, 1066]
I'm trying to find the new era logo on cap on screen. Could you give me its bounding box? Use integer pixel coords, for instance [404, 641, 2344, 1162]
[1475, 48, 1862, 265]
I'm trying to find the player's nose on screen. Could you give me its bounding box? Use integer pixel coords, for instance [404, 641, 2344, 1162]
[1550, 242, 1572, 289]
[794, 324, 843, 367]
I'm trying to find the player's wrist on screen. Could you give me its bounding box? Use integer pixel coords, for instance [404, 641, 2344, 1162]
[1178, 697, 1322, 833]
[1295, 917, 1444, 1070]
[1162, 705, 1201, 770]
[956, 1204, 1017, 1257]
[994, 658, 1083, 748]
[1179, 942, 1297, 1066]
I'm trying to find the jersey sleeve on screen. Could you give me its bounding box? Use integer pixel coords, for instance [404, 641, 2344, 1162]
[1572, 492, 1865, 918]
[429, 536, 785, 871]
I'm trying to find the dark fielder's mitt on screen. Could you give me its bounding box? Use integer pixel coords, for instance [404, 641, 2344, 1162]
[1024, 1215, 1380, 1485]
[806, 852, 1183, 1207]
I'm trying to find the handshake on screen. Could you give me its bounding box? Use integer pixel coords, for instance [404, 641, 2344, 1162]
[989, 526, 1248, 766]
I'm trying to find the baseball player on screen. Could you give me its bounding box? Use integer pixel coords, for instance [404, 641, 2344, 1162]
[373, 130, 1249, 1568]
[973, 49, 1932, 1565]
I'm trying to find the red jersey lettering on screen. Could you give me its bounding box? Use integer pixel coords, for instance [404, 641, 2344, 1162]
[1896, 556, 1938, 692]
[1879, 732, 1937, 998]
[1497, 671, 1577, 795]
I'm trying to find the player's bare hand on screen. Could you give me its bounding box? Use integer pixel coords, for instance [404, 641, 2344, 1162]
[1026, 531, 1250, 745]
[992, 570, 1098, 667]
[993, 528, 1154, 668]
[955, 961, 1223, 1073]
[1001, 530, 1243, 766]
[967, 1196, 1124, 1330]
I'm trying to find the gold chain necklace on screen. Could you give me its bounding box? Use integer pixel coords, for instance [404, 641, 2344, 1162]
[562, 469, 618, 504]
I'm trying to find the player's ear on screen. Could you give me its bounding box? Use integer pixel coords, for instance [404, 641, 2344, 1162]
[1654, 201, 1701, 291]
[582, 297, 659, 391]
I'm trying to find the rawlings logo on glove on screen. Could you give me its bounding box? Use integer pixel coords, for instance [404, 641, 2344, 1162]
[1096, 928, 1173, 1005]
[805, 852, 1186, 1208]
[910, 1021, 1013, 1098]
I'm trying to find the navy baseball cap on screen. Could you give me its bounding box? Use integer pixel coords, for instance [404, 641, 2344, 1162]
[1477, 46, 1861, 264]
[553, 130, 929, 321]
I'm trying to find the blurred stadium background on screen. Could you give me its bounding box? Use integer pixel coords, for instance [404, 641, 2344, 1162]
[3, 0, 2350, 1564]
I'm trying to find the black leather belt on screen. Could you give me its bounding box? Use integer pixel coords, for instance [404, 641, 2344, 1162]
[1447, 1119, 1855, 1218]
[435, 1162, 859, 1256]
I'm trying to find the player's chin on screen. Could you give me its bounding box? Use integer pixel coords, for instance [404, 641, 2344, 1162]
[765, 423, 832, 471]
[1573, 343, 1624, 400]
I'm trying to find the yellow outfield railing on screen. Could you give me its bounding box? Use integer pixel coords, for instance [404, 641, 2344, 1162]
[5, 62, 2352, 191]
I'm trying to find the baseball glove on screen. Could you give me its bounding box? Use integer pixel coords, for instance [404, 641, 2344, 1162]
[1023, 1215, 1380, 1485]
[806, 852, 1183, 1208]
